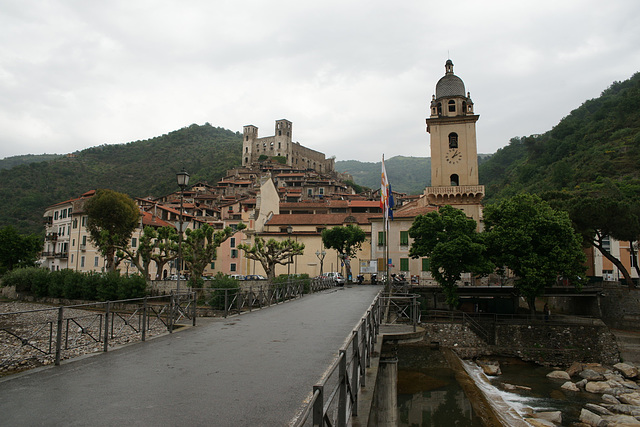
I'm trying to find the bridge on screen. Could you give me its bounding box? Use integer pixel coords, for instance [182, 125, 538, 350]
[0, 284, 404, 426]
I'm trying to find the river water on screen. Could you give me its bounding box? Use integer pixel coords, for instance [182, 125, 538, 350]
[397, 345, 602, 426]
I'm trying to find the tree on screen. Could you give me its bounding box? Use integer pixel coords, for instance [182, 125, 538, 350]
[409, 205, 491, 307]
[84, 189, 140, 272]
[182, 223, 246, 286]
[484, 193, 586, 314]
[545, 182, 640, 288]
[237, 236, 305, 281]
[321, 224, 366, 281]
[117, 225, 178, 280]
[0, 226, 41, 275]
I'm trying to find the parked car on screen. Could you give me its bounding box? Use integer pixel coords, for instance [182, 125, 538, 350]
[321, 272, 345, 286]
[245, 274, 266, 280]
[168, 274, 186, 281]
[228, 274, 245, 281]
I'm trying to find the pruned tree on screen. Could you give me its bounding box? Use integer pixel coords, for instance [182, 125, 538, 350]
[321, 224, 366, 281]
[84, 189, 140, 272]
[117, 225, 178, 280]
[183, 223, 246, 286]
[409, 205, 491, 307]
[237, 236, 304, 281]
[484, 193, 586, 314]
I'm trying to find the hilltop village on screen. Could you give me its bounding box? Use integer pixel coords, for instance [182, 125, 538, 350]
[39, 62, 636, 285]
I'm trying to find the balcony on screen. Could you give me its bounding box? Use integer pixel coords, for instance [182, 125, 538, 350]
[45, 233, 58, 241]
[424, 185, 485, 205]
[79, 244, 86, 251]
[55, 251, 69, 259]
[424, 185, 485, 198]
[41, 251, 55, 258]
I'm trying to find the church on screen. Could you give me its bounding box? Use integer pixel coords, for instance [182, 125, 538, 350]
[370, 60, 485, 281]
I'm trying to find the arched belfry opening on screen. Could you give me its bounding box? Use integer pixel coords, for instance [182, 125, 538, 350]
[450, 174, 459, 186]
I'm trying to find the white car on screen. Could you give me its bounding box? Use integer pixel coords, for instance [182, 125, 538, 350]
[322, 272, 346, 286]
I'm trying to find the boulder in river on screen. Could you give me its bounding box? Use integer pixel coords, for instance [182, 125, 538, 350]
[614, 362, 639, 379]
[546, 370, 571, 380]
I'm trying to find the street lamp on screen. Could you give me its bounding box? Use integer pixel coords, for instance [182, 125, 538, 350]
[315, 249, 326, 276]
[176, 169, 190, 296]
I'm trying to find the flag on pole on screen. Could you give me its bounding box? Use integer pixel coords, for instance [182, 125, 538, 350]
[380, 155, 394, 225]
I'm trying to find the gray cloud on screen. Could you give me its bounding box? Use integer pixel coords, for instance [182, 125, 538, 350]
[0, 0, 638, 162]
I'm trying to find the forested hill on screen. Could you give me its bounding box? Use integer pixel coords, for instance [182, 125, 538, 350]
[0, 154, 63, 170]
[0, 124, 242, 234]
[479, 72, 640, 203]
[336, 156, 431, 195]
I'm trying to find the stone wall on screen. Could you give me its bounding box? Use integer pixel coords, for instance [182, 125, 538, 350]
[420, 320, 620, 366]
[597, 284, 640, 330]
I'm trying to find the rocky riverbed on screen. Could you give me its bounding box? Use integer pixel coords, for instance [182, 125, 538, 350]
[477, 358, 640, 426]
[0, 301, 169, 376]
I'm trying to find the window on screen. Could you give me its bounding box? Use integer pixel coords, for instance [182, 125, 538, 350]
[450, 174, 459, 186]
[68, 207, 72, 216]
[82, 216, 87, 226]
[400, 231, 409, 246]
[131, 237, 137, 248]
[72, 239, 75, 247]
[307, 189, 313, 197]
[54, 211, 59, 220]
[82, 236, 87, 246]
[73, 219, 78, 229]
[230, 237, 236, 248]
[231, 249, 238, 258]
[378, 231, 386, 246]
[70, 254, 74, 263]
[230, 263, 237, 272]
[210, 262, 215, 269]
[422, 258, 430, 271]
[80, 256, 85, 268]
[400, 258, 409, 271]
[448, 133, 458, 148]
[94, 257, 99, 267]
[448, 100, 456, 112]
[319, 188, 324, 195]
[602, 236, 611, 252]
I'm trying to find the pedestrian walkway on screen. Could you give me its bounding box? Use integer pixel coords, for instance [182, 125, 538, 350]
[0, 285, 381, 427]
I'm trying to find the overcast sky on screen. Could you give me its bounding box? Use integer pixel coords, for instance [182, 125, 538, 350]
[1, 1, 639, 163]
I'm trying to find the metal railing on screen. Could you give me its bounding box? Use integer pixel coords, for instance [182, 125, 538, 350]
[294, 292, 382, 427]
[196, 277, 336, 318]
[380, 292, 420, 331]
[0, 292, 196, 374]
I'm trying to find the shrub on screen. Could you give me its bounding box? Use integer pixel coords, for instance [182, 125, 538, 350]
[117, 274, 148, 300]
[207, 273, 239, 309]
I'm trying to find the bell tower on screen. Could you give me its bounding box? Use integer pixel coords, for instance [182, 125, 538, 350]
[423, 60, 484, 222]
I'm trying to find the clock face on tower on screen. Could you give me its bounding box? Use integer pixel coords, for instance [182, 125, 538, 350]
[445, 148, 462, 164]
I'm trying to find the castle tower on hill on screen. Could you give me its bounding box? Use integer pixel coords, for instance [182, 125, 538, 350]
[242, 119, 334, 174]
[422, 60, 484, 223]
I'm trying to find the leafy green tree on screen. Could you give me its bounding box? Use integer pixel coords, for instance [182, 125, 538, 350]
[237, 236, 304, 281]
[84, 189, 140, 272]
[409, 205, 491, 307]
[321, 224, 366, 281]
[546, 184, 640, 288]
[183, 223, 246, 286]
[484, 193, 586, 313]
[0, 226, 41, 275]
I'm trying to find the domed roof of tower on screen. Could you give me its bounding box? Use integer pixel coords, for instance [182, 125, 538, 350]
[435, 60, 466, 99]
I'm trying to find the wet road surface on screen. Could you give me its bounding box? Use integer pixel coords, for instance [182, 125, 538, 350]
[0, 285, 381, 426]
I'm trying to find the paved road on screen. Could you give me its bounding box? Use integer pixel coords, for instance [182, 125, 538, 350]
[0, 285, 381, 427]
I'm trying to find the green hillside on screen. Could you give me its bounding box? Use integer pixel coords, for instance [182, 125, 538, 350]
[0, 123, 242, 234]
[336, 156, 431, 195]
[480, 72, 640, 203]
[0, 154, 63, 170]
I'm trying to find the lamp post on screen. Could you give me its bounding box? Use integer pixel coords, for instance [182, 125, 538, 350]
[286, 225, 293, 280]
[315, 249, 326, 276]
[176, 169, 190, 296]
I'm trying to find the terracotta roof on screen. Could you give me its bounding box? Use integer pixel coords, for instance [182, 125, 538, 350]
[266, 213, 372, 226]
[141, 211, 173, 228]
